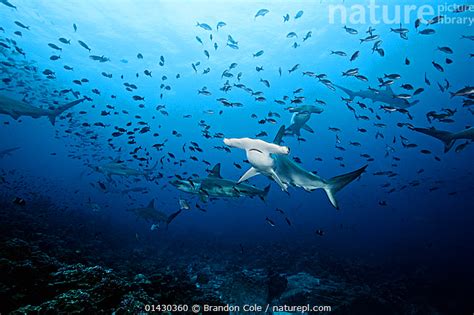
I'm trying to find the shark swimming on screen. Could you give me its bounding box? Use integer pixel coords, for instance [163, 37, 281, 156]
[127, 199, 182, 228]
[0, 94, 86, 125]
[225, 126, 367, 209]
[334, 84, 419, 109]
[170, 163, 271, 201]
[94, 160, 158, 180]
[411, 126, 474, 152]
[0, 146, 20, 158]
[285, 105, 323, 137]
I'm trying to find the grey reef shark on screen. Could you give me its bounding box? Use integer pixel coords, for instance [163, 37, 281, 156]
[170, 163, 270, 202]
[94, 160, 158, 181]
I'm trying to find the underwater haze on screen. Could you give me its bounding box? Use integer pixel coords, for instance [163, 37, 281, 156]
[1, 0, 473, 313]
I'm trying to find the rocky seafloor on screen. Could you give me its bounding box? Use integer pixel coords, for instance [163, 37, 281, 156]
[0, 195, 472, 314]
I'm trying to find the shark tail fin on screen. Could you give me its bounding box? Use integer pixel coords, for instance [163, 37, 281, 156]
[49, 98, 86, 125]
[413, 127, 455, 152]
[323, 165, 367, 209]
[259, 184, 271, 201]
[47, 113, 57, 125]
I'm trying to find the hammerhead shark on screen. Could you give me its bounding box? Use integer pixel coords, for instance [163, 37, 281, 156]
[285, 105, 323, 137]
[127, 199, 182, 228]
[0, 146, 20, 158]
[94, 160, 158, 180]
[0, 94, 85, 125]
[411, 126, 474, 152]
[170, 163, 270, 202]
[224, 126, 367, 209]
[334, 84, 419, 109]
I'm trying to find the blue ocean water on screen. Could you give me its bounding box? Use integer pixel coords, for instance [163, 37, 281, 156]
[1, 0, 473, 313]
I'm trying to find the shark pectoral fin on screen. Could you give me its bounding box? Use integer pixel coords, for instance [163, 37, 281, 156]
[47, 113, 56, 125]
[270, 169, 288, 192]
[238, 167, 260, 183]
[302, 124, 314, 133]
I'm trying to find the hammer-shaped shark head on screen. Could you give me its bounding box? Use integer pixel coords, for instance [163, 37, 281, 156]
[224, 137, 290, 155]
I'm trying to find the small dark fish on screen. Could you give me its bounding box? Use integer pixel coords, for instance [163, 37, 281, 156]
[350, 50, 360, 62]
[12, 197, 26, 206]
[413, 88, 424, 95]
[253, 50, 264, 57]
[315, 229, 324, 236]
[48, 43, 62, 51]
[437, 46, 453, 54]
[78, 40, 91, 52]
[343, 25, 358, 35]
[255, 9, 270, 19]
[196, 22, 212, 31]
[424, 73, 431, 86]
[14, 21, 29, 29]
[432, 61, 444, 72]
[265, 217, 275, 227]
[1, 0, 16, 9]
[59, 37, 71, 44]
[217, 21, 226, 30]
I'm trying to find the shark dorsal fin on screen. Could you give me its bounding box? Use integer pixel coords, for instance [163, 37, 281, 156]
[273, 125, 286, 145]
[385, 85, 394, 94]
[208, 163, 222, 178]
[147, 199, 155, 209]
